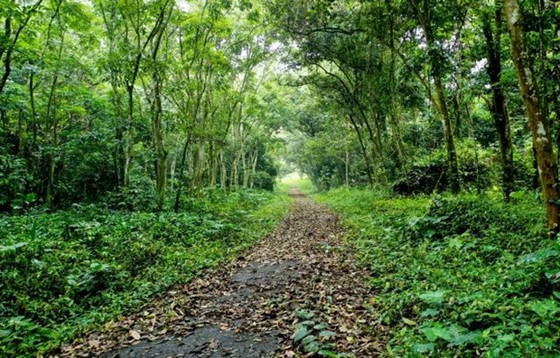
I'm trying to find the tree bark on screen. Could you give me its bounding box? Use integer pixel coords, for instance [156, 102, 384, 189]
[504, 0, 560, 233]
[174, 138, 190, 213]
[482, 8, 514, 201]
[149, 8, 172, 211]
[348, 114, 374, 186]
[413, 0, 460, 193]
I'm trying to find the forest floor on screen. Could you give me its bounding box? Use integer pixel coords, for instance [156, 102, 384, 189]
[53, 188, 382, 358]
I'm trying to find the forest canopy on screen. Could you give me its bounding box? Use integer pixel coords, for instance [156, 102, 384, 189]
[1, 0, 560, 226]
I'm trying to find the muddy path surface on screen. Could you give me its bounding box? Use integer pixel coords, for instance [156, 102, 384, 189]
[55, 189, 382, 357]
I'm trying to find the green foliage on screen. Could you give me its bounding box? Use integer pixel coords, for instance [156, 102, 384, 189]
[292, 309, 339, 357]
[316, 188, 560, 356]
[393, 139, 539, 196]
[0, 154, 36, 211]
[394, 140, 494, 195]
[0, 190, 290, 356]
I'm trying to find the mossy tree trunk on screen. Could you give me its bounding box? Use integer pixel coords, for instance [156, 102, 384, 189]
[504, 0, 560, 233]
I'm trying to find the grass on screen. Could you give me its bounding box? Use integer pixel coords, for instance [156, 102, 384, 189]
[314, 188, 560, 357]
[0, 189, 291, 357]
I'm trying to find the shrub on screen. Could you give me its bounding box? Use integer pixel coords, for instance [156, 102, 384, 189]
[316, 189, 559, 356]
[0, 189, 290, 356]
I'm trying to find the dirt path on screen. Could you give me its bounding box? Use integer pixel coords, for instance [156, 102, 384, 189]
[56, 190, 382, 357]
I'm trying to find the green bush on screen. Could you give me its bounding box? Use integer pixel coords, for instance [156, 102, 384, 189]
[391, 139, 541, 196]
[393, 140, 494, 195]
[0, 154, 36, 212]
[0, 189, 291, 356]
[316, 189, 560, 356]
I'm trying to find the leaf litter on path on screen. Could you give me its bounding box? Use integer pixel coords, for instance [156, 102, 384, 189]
[52, 189, 384, 357]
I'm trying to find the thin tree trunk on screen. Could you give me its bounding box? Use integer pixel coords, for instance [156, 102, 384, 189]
[151, 75, 167, 211]
[220, 151, 227, 189]
[123, 85, 134, 188]
[433, 75, 460, 193]
[174, 137, 190, 213]
[348, 114, 374, 186]
[29, 73, 38, 148]
[242, 150, 249, 188]
[345, 147, 349, 188]
[0, 0, 43, 96]
[482, 8, 514, 201]
[149, 10, 171, 211]
[209, 142, 218, 188]
[249, 148, 258, 189]
[414, 0, 460, 193]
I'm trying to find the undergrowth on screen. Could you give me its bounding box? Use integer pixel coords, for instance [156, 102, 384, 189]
[316, 188, 559, 357]
[0, 189, 291, 357]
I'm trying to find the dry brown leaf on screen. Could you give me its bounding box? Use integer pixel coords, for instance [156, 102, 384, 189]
[129, 330, 141, 341]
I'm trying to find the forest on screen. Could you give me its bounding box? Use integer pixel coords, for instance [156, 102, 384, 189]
[1, 0, 559, 356]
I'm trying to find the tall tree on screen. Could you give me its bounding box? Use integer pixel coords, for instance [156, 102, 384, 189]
[503, 0, 560, 233]
[481, 5, 514, 200]
[410, 0, 461, 193]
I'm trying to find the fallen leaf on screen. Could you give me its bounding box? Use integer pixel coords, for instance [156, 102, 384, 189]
[129, 330, 141, 341]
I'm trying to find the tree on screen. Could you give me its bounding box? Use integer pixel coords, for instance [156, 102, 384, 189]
[481, 4, 514, 200]
[503, 0, 560, 233]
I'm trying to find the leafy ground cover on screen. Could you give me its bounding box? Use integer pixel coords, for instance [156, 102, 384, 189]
[315, 188, 560, 356]
[56, 188, 379, 358]
[0, 189, 290, 356]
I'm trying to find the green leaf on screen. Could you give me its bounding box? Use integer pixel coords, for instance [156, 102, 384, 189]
[419, 291, 445, 305]
[509, 191, 525, 200]
[413, 343, 435, 353]
[421, 326, 453, 342]
[530, 299, 559, 318]
[303, 338, 320, 354]
[301, 335, 316, 345]
[497, 334, 515, 343]
[420, 308, 439, 317]
[403, 317, 417, 326]
[450, 331, 483, 346]
[0, 242, 28, 253]
[313, 323, 329, 330]
[296, 310, 315, 320]
[319, 330, 336, 338]
[293, 325, 310, 342]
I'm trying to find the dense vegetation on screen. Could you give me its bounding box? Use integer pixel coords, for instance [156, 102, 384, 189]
[274, 0, 560, 355]
[1, 0, 560, 356]
[316, 188, 558, 356]
[1, 190, 290, 355]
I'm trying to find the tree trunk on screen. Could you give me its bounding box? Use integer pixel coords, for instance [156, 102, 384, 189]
[433, 75, 460, 194]
[348, 114, 374, 186]
[111, 77, 126, 189]
[174, 138, 190, 213]
[482, 8, 514, 201]
[220, 151, 227, 189]
[504, 0, 560, 233]
[123, 85, 134, 188]
[195, 143, 205, 196]
[345, 147, 349, 188]
[149, 16, 170, 211]
[151, 74, 167, 211]
[242, 150, 250, 188]
[414, 0, 460, 193]
[249, 148, 258, 189]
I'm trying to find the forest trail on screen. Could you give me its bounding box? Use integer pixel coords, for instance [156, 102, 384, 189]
[56, 189, 381, 357]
